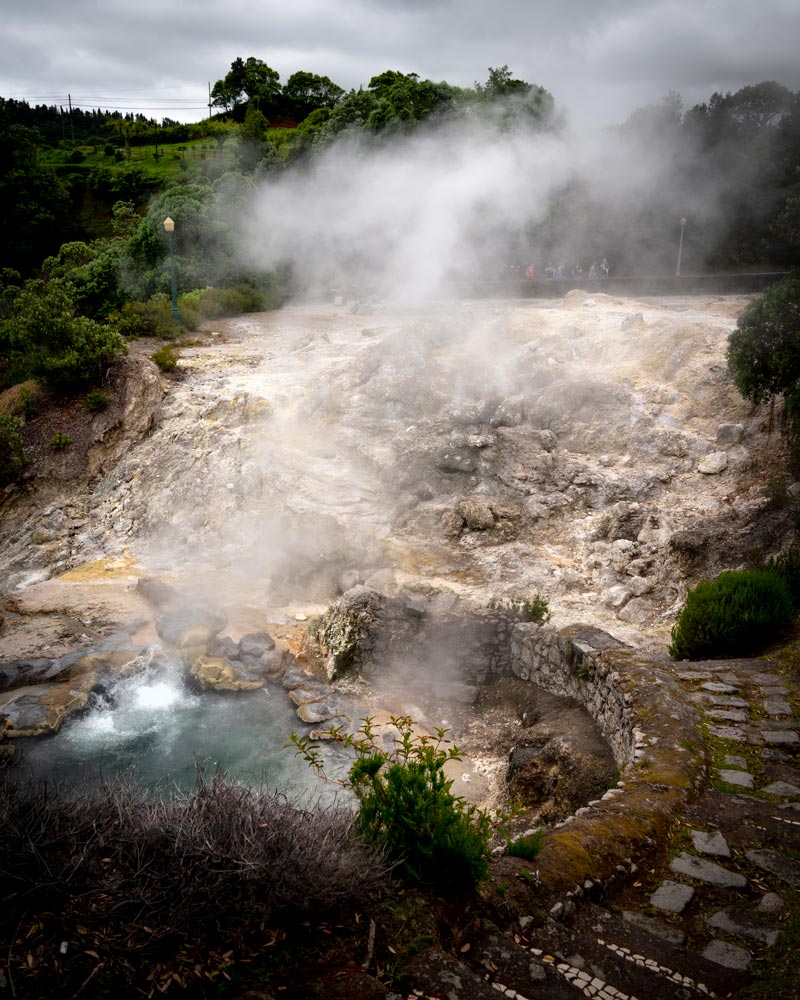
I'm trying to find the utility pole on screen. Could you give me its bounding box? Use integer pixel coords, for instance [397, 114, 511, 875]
[208, 82, 212, 120]
[68, 93, 75, 147]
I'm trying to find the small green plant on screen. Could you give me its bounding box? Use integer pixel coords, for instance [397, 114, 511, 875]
[85, 389, 110, 412]
[290, 716, 492, 893]
[151, 344, 179, 372]
[506, 830, 544, 861]
[669, 568, 796, 660]
[0, 413, 27, 486]
[50, 432, 73, 451]
[489, 592, 551, 625]
[19, 386, 38, 419]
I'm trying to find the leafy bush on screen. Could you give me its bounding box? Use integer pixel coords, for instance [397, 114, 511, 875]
[178, 282, 272, 329]
[726, 277, 800, 416]
[669, 568, 796, 660]
[0, 769, 387, 997]
[291, 716, 492, 893]
[769, 546, 800, 609]
[0, 413, 27, 486]
[151, 344, 179, 372]
[4, 281, 127, 393]
[50, 432, 72, 450]
[490, 592, 551, 624]
[109, 295, 174, 339]
[506, 830, 545, 861]
[85, 388, 110, 412]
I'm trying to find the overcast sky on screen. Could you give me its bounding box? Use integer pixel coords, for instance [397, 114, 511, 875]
[2, 0, 799, 129]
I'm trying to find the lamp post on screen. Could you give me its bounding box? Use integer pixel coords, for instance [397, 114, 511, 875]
[676, 216, 687, 277]
[163, 216, 181, 322]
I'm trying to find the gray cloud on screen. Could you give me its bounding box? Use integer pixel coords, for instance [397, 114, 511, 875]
[1, 0, 798, 127]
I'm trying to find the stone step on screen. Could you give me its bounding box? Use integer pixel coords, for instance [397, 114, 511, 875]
[502, 902, 743, 999]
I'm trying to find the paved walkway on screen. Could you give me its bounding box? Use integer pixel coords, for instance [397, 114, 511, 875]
[368, 652, 799, 1000]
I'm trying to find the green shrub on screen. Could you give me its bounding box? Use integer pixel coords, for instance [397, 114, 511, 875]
[490, 592, 551, 624]
[669, 568, 796, 660]
[85, 389, 110, 412]
[109, 296, 174, 339]
[50, 432, 72, 451]
[151, 344, 179, 372]
[769, 547, 800, 609]
[5, 281, 126, 394]
[291, 716, 492, 893]
[178, 283, 270, 329]
[506, 830, 544, 861]
[19, 385, 39, 419]
[0, 414, 27, 486]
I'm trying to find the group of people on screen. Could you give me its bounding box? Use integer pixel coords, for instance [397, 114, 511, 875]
[509, 259, 610, 281]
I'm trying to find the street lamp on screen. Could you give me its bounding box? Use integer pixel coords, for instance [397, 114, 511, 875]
[676, 216, 687, 277]
[163, 216, 181, 322]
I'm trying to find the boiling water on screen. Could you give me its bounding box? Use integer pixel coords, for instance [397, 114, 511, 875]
[16, 653, 349, 804]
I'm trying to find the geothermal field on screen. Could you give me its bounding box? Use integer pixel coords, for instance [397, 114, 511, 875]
[0, 289, 782, 794]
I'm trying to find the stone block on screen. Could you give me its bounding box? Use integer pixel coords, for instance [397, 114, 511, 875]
[650, 880, 695, 913]
[669, 853, 747, 888]
[690, 830, 731, 858]
[702, 939, 751, 970]
[717, 769, 754, 788]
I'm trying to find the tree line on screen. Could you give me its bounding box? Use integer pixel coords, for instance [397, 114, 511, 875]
[1, 61, 799, 449]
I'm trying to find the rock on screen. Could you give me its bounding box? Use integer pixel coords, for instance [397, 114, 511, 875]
[239, 632, 276, 658]
[718, 768, 754, 788]
[746, 849, 800, 888]
[190, 656, 264, 692]
[761, 730, 799, 744]
[697, 451, 728, 475]
[155, 604, 228, 650]
[716, 423, 744, 446]
[669, 852, 747, 888]
[442, 509, 466, 538]
[295, 701, 343, 724]
[402, 948, 500, 1000]
[491, 395, 526, 427]
[650, 880, 695, 913]
[706, 907, 779, 946]
[304, 587, 386, 681]
[135, 577, 180, 609]
[622, 910, 686, 946]
[456, 495, 496, 530]
[757, 892, 786, 914]
[602, 584, 630, 609]
[762, 780, 800, 797]
[437, 449, 478, 473]
[288, 684, 330, 706]
[363, 568, 397, 593]
[702, 939, 751, 970]
[690, 830, 731, 858]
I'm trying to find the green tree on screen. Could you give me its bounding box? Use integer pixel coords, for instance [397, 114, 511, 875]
[726, 277, 800, 411]
[211, 57, 281, 119]
[3, 280, 126, 392]
[283, 71, 344, 120]
[0, 119, 73, 274]
[474, 66, 555, 129]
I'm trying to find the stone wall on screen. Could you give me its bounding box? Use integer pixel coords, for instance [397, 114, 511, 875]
[507, 623, 635, 767]
[308, 588, 638, 768]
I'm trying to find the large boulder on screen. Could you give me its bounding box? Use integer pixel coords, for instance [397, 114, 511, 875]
[304, 587, 386, 681]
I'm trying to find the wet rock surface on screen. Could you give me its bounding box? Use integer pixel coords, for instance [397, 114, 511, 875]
[0, 297, 798, 998]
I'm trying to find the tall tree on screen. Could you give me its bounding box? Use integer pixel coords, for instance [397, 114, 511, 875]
[211, 57, 281, 119]
[0, 119, 72, 274]
[283, 72, 344, 121]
